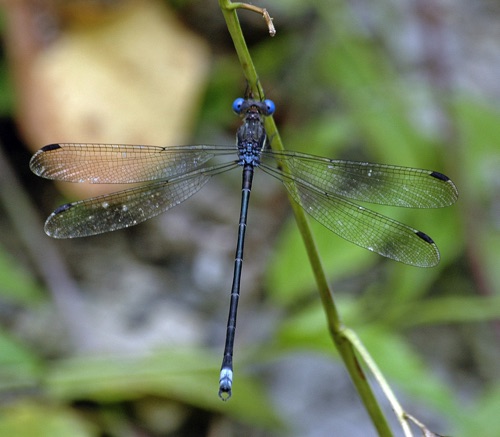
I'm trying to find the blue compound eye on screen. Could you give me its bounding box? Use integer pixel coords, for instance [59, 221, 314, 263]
[264, 99, 275, 115]
[232, 98, 245, 114]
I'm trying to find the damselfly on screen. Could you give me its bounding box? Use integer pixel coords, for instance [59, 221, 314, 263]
[30, 96, 458, 399]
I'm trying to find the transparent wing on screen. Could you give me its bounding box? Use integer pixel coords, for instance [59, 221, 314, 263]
[30, 143, 237, 184]
[261, 150, 458, 208]
[260, 164, 440, 267]
[45, 163, 238, 238]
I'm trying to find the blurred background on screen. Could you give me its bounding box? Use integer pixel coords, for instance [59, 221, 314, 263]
[0, 0, 499, 436]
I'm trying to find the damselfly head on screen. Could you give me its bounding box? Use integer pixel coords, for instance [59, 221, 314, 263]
[232, 97, 275, 116]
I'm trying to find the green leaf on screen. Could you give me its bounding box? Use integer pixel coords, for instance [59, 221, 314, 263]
[0, 247, 44, 304]
[391, 296, 500, 327]
[358, 326, 460, 413]
[0, 328, 43, 390]
[46, 348, 282, 429]
[459, 384, 500, 437]
[0, 402, 96, 437]
[273, 306, 461, 416]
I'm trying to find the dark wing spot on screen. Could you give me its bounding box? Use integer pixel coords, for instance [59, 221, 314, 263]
[41, 144, 62, 152]
[415, 230, 434, 244]
[430, 171, 450, 182]
[53, 203, 73, 215]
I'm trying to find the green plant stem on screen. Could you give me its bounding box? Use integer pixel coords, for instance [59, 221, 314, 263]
[345, 329, 413, 436]
[218, 1, 394, 435]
